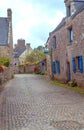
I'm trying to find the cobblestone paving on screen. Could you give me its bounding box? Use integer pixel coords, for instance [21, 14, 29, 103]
[0, 74, 84, 130]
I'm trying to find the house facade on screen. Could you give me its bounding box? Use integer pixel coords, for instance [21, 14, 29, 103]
[13, 39, 33, 73]
[0, 9, 13, 61]
[19, 43, 33, 64]
[0, 8, 13, 79]
[46, 0, 84, 86]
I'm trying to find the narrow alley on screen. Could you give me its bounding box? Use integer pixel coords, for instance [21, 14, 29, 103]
[0, 74, 84, 130]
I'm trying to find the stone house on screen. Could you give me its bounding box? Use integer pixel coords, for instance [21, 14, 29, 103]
[46, 0, 84, 86]
[0, 9, 13, 80]
[13, 39, 33, 73]
[0, 9, 13, 61]
[19, 43, 33, 64]
[14, 39, 25, 52]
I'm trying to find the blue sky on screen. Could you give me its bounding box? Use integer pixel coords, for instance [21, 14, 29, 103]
[0, 0, 65, 48]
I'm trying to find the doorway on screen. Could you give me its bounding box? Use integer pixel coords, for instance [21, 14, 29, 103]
[67, 62, 71, 81]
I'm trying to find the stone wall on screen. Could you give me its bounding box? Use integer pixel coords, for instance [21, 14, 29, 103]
[52, 25, 68, 82]
[19, 65, 35, 73]
[25, 65, 35, 73]
[0, 46, 10, 58]
[0, 9, 14, 85]
[0, 67, 13, 84]
[68, 11, 84, 86]
[46, 8, 84, 86]
[46, 55, 51, 78]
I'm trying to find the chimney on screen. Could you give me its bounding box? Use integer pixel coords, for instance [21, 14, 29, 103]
[26, 43, 30, 50]
[27, 43, 30, 47]
[7, 8, 12, 22]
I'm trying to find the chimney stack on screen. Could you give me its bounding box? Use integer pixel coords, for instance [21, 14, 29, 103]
[7, 8, 12, 22]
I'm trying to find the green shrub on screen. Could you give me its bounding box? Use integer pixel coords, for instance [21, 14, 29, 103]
[41, 72, 45, 75]
[11, 75, 14, 79]
[71, 80, 78, 87]
[18, 64, 24, 67]
[0, 57, 10, 67]
[25, 61, 39, 66]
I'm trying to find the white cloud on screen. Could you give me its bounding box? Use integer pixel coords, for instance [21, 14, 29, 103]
[0, 0, 65, 48]
[44, 11, 65, 28]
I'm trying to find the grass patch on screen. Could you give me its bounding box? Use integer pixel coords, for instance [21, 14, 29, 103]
[51, 80, 84, 94]
[18, 72, 34, 74]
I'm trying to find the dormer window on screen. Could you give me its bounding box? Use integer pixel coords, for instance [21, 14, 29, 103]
[71, 2, 76, 15]
[67, 2, 76, 17]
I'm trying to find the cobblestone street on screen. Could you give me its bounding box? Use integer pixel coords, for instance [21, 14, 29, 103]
[0, 74, 84, 130]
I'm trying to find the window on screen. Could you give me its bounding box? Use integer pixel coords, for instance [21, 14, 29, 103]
[67, 5, 71, 17]
[69, 27, 73, 43]
[78, 56, 83, 73]
[72, 57, 76, 73]
[56, 61, 61, 74]
[53, 36, 56, 49]
[52, 61, 56, 74]
[52, 61, 61, 74]
[72, 56, 83, 73]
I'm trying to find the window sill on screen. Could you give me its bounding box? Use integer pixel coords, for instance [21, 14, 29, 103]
[74, 70, 83, 74]
[76, 69, 80, 73]
[68, 41, 73, 46]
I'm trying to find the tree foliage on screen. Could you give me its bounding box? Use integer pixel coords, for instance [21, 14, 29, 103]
[36, 45, 44, 51]
[25, 50, 46, 64]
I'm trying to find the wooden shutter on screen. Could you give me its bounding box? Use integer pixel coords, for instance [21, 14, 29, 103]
[58, 61, 60, 74]
[79, 56, 83, 73]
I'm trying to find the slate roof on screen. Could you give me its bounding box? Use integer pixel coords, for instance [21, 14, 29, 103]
[0, 17, 9, 46]
[14, 47, 26, 58]
[51, 1, 84, 33]
[72, 1, 84, 18]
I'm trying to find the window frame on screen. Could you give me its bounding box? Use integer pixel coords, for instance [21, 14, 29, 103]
[52, 61, 56, 74]
[56, 61, 61, 74]
[53, 36, 56, 49]
[67, 5, 71, 17]
[72, 56, 83, 73]
[69, 27, 73, 43]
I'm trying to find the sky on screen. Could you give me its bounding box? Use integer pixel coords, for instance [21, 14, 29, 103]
[0, 0, 65, 48]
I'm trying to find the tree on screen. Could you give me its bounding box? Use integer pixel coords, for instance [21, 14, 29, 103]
[25, 50, 46, 64]
[36, 45, 44, 51]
